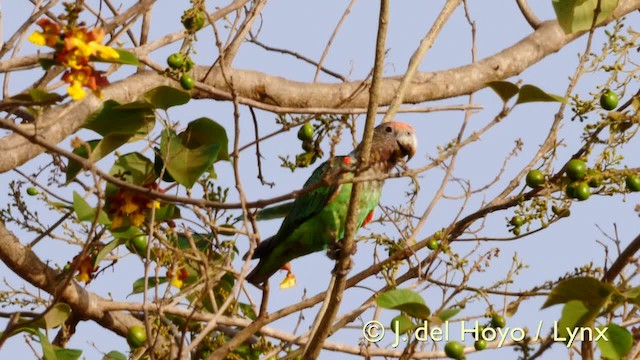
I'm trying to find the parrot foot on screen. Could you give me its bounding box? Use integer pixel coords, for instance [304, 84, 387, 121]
[326, 241, 357, 260]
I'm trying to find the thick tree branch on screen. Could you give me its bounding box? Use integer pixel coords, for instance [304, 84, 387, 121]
[1, 1, 637, 174]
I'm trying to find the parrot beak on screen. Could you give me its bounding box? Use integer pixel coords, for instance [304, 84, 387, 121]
[397, 131, 417, 160]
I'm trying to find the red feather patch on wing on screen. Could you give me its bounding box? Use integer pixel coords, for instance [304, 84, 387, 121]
[361, 210, 374, 227]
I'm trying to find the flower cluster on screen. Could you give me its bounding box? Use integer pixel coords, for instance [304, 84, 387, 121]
[108, 188, 160, 229]
[28, 19, 119, 100]
[167, 267, 190, 289]
[72, 253, 98, 283]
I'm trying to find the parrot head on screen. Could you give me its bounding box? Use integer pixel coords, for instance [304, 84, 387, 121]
[362, 121, 417, 169]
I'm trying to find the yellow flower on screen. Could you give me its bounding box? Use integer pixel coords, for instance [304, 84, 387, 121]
[67, 81, 86, 100]
[91, 43, 119, 60]
[171, 277, 184, 289]
[279, 272, 297, 289]
[130, 212, 146, 227]
[111, 215, 124, 229]
[122, 193, 141, 214]
[76, 271, 90, 283]
[28, 32, 46, 46]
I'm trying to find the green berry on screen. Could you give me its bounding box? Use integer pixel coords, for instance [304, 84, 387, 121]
[574, 182, 591, 201]
[127, 325, 147, 348]
[626, 175, 640, 192]
[512, 227, 521, 236]
[182, 9, 206, 32]
[167, 53, 184, 69]
[600, 89, 619, 110]
[297, 123, 314, 141]
[131, 235, 147, 253]
[390, 314, 414, 335]
[180, 73, 195, 90]
[510, 216, 524, 227]
[525, 170, 545, 188]
[26, 187, 39, 196]
[474, 339, 487, 351]
[444, 341, 465, 359]
[491, 314, 506, 328]
[427, 238, 439, 250]
[566, 159, 587, 181]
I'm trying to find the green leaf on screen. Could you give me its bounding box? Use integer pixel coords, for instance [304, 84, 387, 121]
[552, 0, 619, 34]
[37, 330, 57, 360]
[160, 124, 221, 188]
[54, 347, 82, 360]
[91, 48, 139, 65]
[183, 117, 229, 161]
[486, 81, 519, 103]
[66, 140, 99, 183]
[12, 88, 63, 103]
[143, 86, 191, 110]
[108, 152, 157, 188]
[556, 300, 591, 340]
[72, 192, 110, 225]
[597, 323, 632, 360]
[170, 233, 211, 252]
[623, 286, 640, 306]
[103, 351, 127, 360]
[376, 289, 430, 319]
[154, 203, 181, 223]
[516, 84, 566, 105]
[130, 276, 168, 295]
[391, 314, 415, 335]
[93, 238, 125, 266]
[42, 303, 71, 329]
[542, 276, 616, 309]
[84, 100, 154, 137]
[437, 308, 461, 322]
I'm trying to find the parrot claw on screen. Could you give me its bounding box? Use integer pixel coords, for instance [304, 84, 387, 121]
[326, 241, 357, 260]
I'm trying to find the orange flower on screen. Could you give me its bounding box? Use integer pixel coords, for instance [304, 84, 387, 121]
[108, 187, 161, 229]
[29, 18, 119, 100]
[75, 254, 97, 283]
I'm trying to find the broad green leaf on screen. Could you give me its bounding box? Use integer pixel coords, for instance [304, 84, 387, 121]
[597, 323, 632, 360]
[54, 347, 82, 360]
[84, 100, 154, 137]
[108, 152, 157, 188]
[143, 86, 191, 110]
[160, 128, 220, 188]
[169, 233, 211, 252]
[516, 84, 566, 105]
[110, 226, 144, 240]
[486, 81, 519, 103]
[42, 303, 71, 329]
[130, 276, 168, 295]
[93, 238, 125, 266]
[556, 300, 591, 341]
[72, 192, 110, 225]
[552, 0, 619, 34]
[437, 308, 461, 322]
[391, 314, 415, 335]
[91, 48, 139, 65]
[66, 140, 99, 183]
[37, 330, 57, 360]
[155, 203, 181, 222]
[542, 276, 616, 309]
[181, 117, 229, 161]
[103, 351, 127, 360]
[376, 289, 430, 319]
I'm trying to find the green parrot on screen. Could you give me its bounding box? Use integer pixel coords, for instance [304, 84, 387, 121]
[245, 121, 417, 286]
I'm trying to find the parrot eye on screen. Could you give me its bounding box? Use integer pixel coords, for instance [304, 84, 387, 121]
[385, 126, 393, 133]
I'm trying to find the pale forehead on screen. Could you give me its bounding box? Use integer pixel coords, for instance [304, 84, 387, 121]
[387, 121, 414, 131]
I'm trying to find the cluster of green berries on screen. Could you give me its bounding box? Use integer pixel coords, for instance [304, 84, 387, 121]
[165, 9, 207, 90]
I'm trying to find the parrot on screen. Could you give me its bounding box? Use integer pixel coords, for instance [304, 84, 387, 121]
[245, 121, 417, 286]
